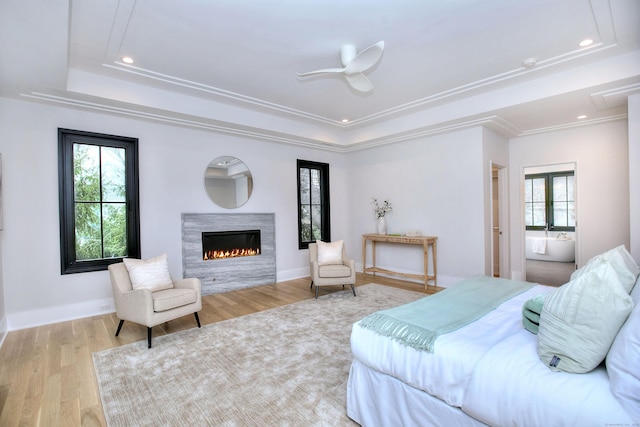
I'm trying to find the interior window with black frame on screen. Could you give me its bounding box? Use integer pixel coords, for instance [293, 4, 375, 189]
[297, 160, 330, 249]
[58, 128, 141, 274]
[524, 171, 575, 232]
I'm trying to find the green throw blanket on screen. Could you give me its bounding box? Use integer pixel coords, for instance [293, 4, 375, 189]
[358, 275, 533, 352]
[522, 293, 546, 334]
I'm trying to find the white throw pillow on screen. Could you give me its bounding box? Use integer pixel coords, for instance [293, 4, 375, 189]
[606, 300, 640, 420]
[537, 263, 633, 373]
[123, 253, 174, 292]
[571, 245, 639, 293]
[316, 240, 344, 265]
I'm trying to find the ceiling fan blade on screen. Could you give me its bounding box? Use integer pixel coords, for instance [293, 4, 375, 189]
[344, 73, 374, 93]
[297, 67, 345, 77]
[344, 41, 384, 75]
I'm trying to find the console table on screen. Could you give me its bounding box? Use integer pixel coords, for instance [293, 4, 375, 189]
[362, 234, 438, 289]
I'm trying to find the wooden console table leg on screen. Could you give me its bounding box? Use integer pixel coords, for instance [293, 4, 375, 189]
[433, 240, 437, 286]
[423, 241, 429, 289]
[362, 237, 366, 275]
[372, 241, 377, 278]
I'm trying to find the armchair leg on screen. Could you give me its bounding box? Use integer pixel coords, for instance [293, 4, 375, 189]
[310, 280, 314, 289]
[315, 285, 319, 299]
[194, 312, 201, 328]
[351, 284, 357, 297]
[147, 327, 152, 349]
[115, 319, 125, 337]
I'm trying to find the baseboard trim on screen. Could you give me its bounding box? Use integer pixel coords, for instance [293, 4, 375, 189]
[0, 315, 7, 349]
[8, 297, 115, 331]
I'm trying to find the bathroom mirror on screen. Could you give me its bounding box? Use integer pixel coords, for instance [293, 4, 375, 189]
[204, 156, 253, 209]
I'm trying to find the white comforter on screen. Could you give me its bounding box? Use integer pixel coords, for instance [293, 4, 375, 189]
[351, 282, 636, 426]
[350, 284, 555, 407]
[463, 329, 634, 426]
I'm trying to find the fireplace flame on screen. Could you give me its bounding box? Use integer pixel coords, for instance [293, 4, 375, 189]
[203, 247, 260, 260]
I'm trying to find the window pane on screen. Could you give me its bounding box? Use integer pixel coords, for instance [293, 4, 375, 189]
[102, 146, 126, 202]
[74, 144, 100, 202]
[532, 203, 546, 226]
[300, 205, 311, 241]
[75, 202, 102, 260]
[532, 178, 545, 202]
[568, 202, 576, 226]
[553, 176, 567, 201]
[554, 202, 568, 226]
[311, 169, 321, 205]
[567, 176, 575, 200]
[524, 179, 531, 201]
[299, 168, 310, 204]
[525, 203, 533, 226]
[103, 203, 127, 257]
[311, 205, 322, 241]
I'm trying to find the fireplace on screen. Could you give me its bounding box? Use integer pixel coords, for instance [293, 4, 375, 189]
[182, 213, 276, 294]
[202, 230, 261, 260]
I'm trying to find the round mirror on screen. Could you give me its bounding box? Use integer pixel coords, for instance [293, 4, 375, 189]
[204, 156, 253, 208]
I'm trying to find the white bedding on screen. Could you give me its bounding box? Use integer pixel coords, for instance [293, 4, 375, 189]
[347, 358, 488, 427]
[350, 284, 555, 407]
[463, 329, 635, 426]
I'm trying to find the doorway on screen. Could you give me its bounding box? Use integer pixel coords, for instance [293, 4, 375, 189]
[491, 164, 508, 278]
[523, 162, 577, 286]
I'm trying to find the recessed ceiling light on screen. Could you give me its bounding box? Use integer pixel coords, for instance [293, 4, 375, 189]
[522, 58, 537, 68]
[341, 119, 349, 123]
[579, 39, 593, 47]
[577, 114, 588, 119]
[122, 56, 134, 64]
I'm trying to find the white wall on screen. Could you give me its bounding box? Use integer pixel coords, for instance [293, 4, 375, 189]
[0, 98, 349, 329]
[0, 96, 634, 330]
[508, 120, 630, 280]
[629, 93, 640, 263]
[346, 127, 486, 286]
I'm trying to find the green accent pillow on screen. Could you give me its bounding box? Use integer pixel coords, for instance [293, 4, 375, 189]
[537, 261, 634, 373]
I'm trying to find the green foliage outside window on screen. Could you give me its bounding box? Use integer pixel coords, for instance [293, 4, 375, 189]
[59, 128, 140, 274]
[73, 144, 128, 260]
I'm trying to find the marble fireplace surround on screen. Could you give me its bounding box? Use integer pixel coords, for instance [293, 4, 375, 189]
[181, 213, 276, 294]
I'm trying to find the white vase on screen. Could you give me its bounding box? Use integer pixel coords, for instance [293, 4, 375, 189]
[377, 216, 387, 234]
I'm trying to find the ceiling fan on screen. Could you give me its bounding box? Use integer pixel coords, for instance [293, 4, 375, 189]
[297, 41, 384, 93]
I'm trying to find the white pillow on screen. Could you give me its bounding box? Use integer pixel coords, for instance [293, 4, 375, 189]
[316, 240, 344, 265]
[537, 263, 634, 373]
[606, 300, 640, 420]
[123, 253, 174, 292]
[571, 245, 639, 293]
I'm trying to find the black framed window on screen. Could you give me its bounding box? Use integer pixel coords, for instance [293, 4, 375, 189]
[297, 160, 330, 249]
[524, 171, 575, 231]
[58, 128, 141, 274]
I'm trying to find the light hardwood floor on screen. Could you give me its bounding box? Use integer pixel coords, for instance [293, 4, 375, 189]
[0, 274, 440, 427]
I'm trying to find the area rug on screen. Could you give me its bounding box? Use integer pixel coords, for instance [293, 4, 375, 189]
[93, 284, 424, 426]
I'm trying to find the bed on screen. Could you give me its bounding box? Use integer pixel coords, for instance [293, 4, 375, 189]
[347, 246, 640, 426]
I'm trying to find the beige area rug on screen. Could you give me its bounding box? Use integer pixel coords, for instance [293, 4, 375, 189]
[93, 284, 424, 427]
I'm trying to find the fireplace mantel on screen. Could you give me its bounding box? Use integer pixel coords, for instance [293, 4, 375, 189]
[181, 213, 276, 294]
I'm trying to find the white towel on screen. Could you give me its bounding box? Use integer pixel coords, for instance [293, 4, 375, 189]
[531, 237, 547, 254]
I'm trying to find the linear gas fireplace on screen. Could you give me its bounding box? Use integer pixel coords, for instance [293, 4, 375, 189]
[182, 213, 276, 295]
[202, 230, 261, 260]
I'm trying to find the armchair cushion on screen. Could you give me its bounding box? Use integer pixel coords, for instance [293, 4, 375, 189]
[153, 288, 198, 312]
[123, 253, 174, 292]
[317, 240, 344, 265]
[319, 264, 352, 278]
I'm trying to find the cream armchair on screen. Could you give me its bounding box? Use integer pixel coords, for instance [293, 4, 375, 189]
[108, 260, 202, 348]
[309, 241, 356, 299]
